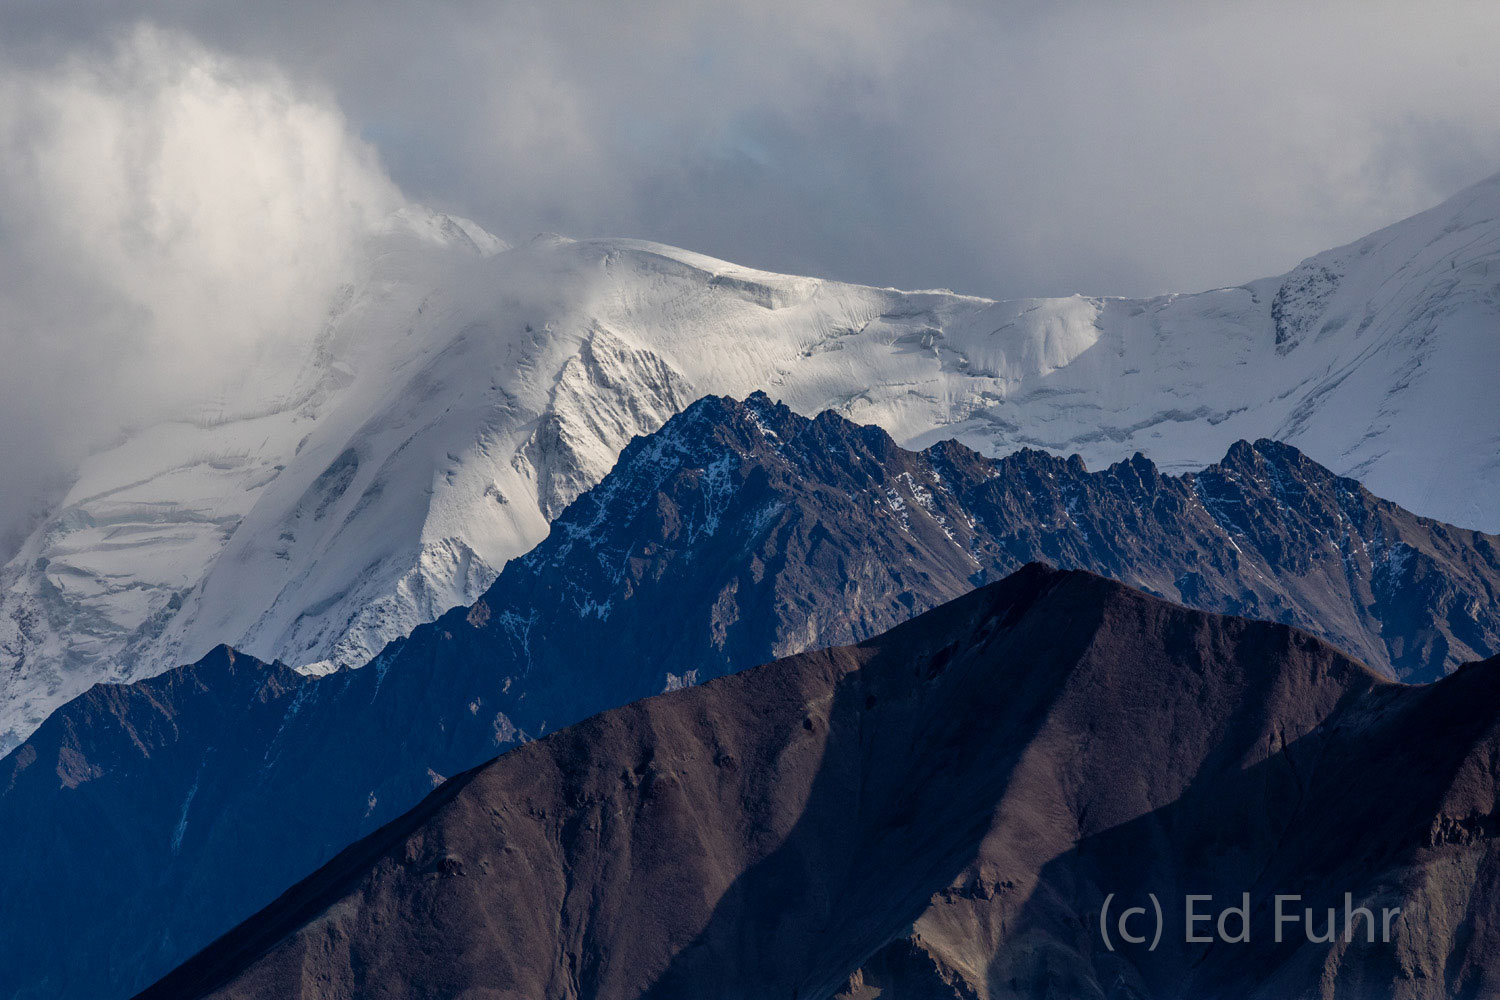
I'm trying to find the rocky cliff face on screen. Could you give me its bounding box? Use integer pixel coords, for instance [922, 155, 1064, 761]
[5, 395, 1499, 1000]
[138, 567, 1500, 1000]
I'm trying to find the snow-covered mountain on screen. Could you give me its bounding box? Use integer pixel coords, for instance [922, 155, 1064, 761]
[2, 173, 1498, 751]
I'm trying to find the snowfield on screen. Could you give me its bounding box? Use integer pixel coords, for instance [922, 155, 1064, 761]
[1, 174, 1497, 751]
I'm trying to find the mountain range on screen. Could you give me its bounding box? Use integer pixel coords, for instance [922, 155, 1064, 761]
[137, 565, 1500, 1000]
[2, 171, 1499, 753]
[4, 394, 1499, 1000]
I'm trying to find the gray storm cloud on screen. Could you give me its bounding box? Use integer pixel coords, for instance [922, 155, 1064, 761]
[4, 2, 1499, 297]
[0, 26, 402, 551]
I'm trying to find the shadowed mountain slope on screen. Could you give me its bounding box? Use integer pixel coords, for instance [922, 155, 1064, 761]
[140, 567, 1500, 1000]
[5, 395, 1500, 1000]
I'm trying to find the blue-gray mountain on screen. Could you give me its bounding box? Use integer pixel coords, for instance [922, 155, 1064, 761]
[3, 393, 1499, 1000]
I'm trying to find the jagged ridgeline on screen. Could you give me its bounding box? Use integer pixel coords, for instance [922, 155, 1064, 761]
[3, 394, 1499, 1000]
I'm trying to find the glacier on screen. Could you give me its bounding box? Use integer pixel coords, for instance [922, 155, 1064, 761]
[1, 172, 1497, 751]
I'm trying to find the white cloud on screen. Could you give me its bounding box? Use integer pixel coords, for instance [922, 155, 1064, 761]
[186, 0, 1500, 298]
[0, 26, 403, 550]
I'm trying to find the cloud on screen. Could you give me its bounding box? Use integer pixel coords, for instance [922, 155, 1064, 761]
[5, 3, 1500, 300]
[0, 26, 402, 550]
[33, 0, 1485, 299]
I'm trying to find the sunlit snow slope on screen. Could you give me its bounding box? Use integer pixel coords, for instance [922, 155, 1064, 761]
[2, 174, 1498, 751]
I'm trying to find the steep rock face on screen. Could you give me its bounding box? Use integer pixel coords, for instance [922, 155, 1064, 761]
[4, 394, 1500, 1000]
[138, 568, 1500, 1000]
[4, 172, 1500, 754]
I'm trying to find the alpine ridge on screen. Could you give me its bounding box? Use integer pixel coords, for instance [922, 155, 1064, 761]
[136, 567, 1500, 1000]
[4, 395, 1499, 1000]
[2, 172, 1499, 752]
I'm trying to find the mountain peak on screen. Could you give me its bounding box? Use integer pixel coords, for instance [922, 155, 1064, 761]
[142, 566, 1484, 1000]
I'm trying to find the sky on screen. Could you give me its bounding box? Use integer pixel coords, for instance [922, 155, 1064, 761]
[0, 0, 1498, 546]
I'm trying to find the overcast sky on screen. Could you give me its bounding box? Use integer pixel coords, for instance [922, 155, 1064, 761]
[0, 1, 1498, 546]
[4, 0, 1499, 298]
